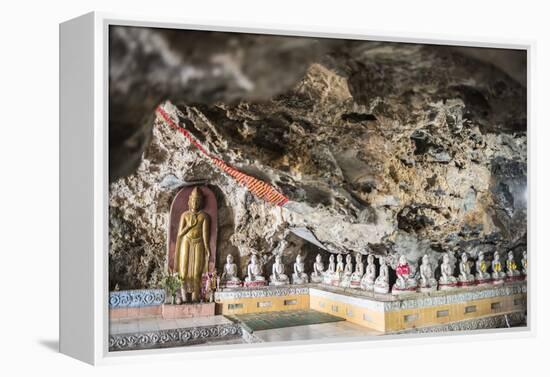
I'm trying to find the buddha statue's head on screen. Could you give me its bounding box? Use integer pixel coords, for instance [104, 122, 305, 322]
[367, 254, 374, 264]
[346, 254, 352, 263]
[479, 252, 485, 261]
[226, 254, 234, 264]
[508, 251, 514, 260]
[399, 255, 407, 265]
[461, 253, 468, 262]
[188, 187, 203, 211]
[337, 254, 343, 262]
[329, 254, 335, 262]
[355, 253, 362, 262]
[316, 254, 322, 263]
[443, 254, 450, 264]
[296, 254, 302, 263]
[422, 254, 429, 265]
[494, 251, 500, 261]
[275, 255, 282, 264]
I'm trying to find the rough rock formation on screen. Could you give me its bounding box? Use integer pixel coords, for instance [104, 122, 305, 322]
[109, 31, 526, 290]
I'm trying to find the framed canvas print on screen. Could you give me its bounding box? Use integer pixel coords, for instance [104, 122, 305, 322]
[60, 12, 532, 365]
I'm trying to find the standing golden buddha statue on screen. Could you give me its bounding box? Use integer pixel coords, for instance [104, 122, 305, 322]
[175, 187, 211, 302]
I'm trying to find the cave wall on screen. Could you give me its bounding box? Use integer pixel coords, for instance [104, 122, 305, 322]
[109, 37, 526, 290]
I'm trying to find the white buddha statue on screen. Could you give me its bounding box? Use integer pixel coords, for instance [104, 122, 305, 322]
[521, 250, 527, 276]
[392, 254, 417, 294]
[419, 254, 437, 292]
[330, 254, 344, 286]
[373, 258, 390, 294]
[270, 255, 289, 285]
[475, 252, 491, 284]
[310, 254, 325, 283]
[349, 253, 365, 288]
[292, 254, 309, 284]
[244, 254, 266, 286]
[439, 253, 457, 290]
[340, 254, 354, 287]
[506, 251, 521, 280]
[324, 254, 336, 284]
[360, 254, 376, 291]
[458, 253, 475, 286]
[220, 253, 241, 287]
[491, 251, 506, 283]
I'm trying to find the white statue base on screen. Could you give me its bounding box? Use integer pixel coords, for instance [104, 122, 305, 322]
[438, 282, 458, 291]
[243, 280, 267, 288]
[418, 286, 437, 293]
[269, 280, 289, 286]
[475, 278, 492, 286]
[373, 285, 390, 294]
[222, 280, 242, 288]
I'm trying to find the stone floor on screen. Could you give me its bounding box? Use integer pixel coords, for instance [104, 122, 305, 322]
[253, 321, 382, 342]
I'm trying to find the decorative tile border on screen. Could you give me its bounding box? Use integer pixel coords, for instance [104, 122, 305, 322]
[109, 323, 243, 351]
[394, 312, 526, 334]
[384, 282, 526, 312]
[215, 286, 309, 300]
[109, 289, 166, 309]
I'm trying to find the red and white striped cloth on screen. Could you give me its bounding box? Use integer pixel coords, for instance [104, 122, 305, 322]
[156, 103, 289, 207]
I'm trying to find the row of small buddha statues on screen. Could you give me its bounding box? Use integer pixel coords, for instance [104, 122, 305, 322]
[219, 250, 527, 294]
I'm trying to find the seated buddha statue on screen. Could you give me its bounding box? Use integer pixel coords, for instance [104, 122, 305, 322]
[244, 254, 266, 286]
[310, 254, 325, 283]
[439, 253, 458, 290]
[331, 254, 345, 286]
[458, 253, 475, 286]
[521, 250, 528, 276]
[349, 253, 365, 288]
[292, 254, 309, 284]
[324, 254, 336, 284]
[360, 254, 376, 291]
[340, 254, 354, 288]
[491, 251, 506, 283]
[270, 255, 290, 286]
[392, 254, 417, 294]
[506, 251, 521, 280]
[220, 253, 241, 287]
[475, 252, 491, 284]
[419, 254, 437, 292]
[373, 258, 390, 294]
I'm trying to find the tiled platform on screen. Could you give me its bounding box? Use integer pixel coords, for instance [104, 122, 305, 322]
[110, 315, 232, 335]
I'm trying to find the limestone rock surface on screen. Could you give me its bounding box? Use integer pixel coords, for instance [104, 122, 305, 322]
[109, 37, 526, 289]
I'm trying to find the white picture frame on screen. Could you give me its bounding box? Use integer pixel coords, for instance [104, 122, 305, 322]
[59, 11, 534, 365]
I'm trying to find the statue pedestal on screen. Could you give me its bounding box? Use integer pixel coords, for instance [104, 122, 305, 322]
[161, 303, 215, 319]
[243, 280, 267, 288]
[506, 275, 524, 282]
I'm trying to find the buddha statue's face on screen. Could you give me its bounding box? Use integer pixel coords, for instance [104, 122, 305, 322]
[422, 255, 429, 265]
[494, 252, 500, 261]
[329, 255, 335, 262]
[316, 254, 322, 263]
[479, 253, 485, 261]
[276, 255, 281, 264]
[461, 253, 468, 262]
[297, 255, 302, 263]
[399, 255, 406, 265]
[346, 254, 352, 263]
[226, 254, 233, 264]
[337, 254, 343, 262]
[356, 254, 361, 262]
[188, 190, 202, 211]
[251, 255, 258, 265]
[367, 255, 373, 264]
[443, 254, 449, 264]
[508, 252, 513, 260]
